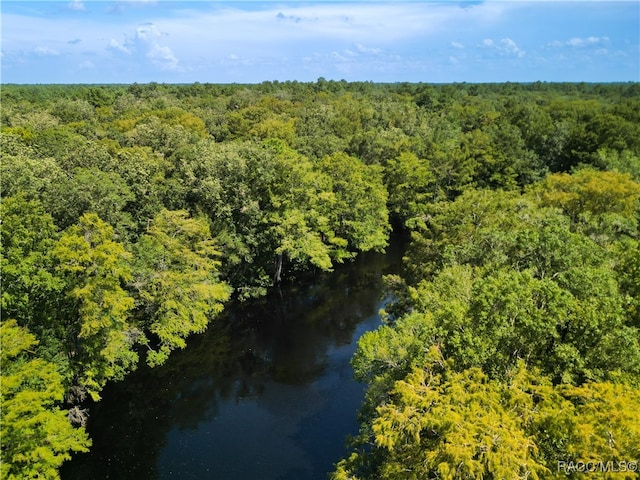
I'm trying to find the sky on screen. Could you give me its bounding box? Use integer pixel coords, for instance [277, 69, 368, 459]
[1, 1, 638, 84]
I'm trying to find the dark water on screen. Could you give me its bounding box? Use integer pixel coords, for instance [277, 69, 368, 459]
[61, 239, 404, 480]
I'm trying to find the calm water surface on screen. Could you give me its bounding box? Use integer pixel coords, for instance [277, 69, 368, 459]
[61, 240, 404, 480]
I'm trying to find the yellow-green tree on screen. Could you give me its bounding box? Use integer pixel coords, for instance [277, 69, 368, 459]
[132, 209, 231, 367]
[53, 213, 138, 400]
[319, 152, 390, 253]
[335, 355, 640, 480]
[0, 320, 91, 479]
[534, 168, 640, 243]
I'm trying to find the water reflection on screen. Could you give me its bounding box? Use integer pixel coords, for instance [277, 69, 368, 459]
[61, 239, 404, 480]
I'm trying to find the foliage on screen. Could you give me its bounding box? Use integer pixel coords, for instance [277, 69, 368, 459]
[1, 196, 62, 332]
[533, 168, 640, 244]
[178, 139, 389, 297]
[319, 151, 390, 253]
[131, 209, 231, 366]
[0, 320, 91, 479]
[1, 81, 639, 477]
[44, 167, 134, 232]
[334, 356, 640, 480]
[52, 214, 138, 399]
[383, 152, 434, 226]
[339, 168, 639, 478]
[0, 134, 65, 200]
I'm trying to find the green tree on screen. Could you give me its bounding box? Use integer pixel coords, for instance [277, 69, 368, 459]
[593, 148, 640, 181]
[30, 128, 113, 172]
[387, 188, 639, 384]
[344, 361, 546, 480]
[294, 101, 348, 160]
[0, 195, 72, 377]
[250, 115, 296, 145]
[339, 165, 640, 479]
[132, 209, 231, 367]
[355, 263, 639, 389]
[123, 115, 200, 159]
[534, 169, 640, 244]
[44, 167, 134, 232]
[0, 196, 62, 333]
[182, 139, 389, 296]
[0, 134, 65, 200]
[0, 320, 91, 480]
[614, 238, 640, 328]
[263, 141, 337, 281]
[384, 152, 434, 226]
[52, 214, 138, 399]
[336, 354, 640, 480]
[110, 146, 170, 230]
[181, 139, 284, 297]
[552, 381, 640, 470]
[319, 152, 390, 253]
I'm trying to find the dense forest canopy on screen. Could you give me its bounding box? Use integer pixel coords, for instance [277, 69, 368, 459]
[1, 81, 639, 479]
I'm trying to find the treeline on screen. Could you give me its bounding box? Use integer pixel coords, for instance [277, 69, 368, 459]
[1, 80, 639, 479]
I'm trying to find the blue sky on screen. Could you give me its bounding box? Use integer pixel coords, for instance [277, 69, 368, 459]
[1, 1, 638, 84]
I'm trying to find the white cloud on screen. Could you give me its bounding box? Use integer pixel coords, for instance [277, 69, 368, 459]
[2, 3, 507, 73]
[107, 0, 157, 12]
[68, 0, 85, 11]
[318, 43, 385, 70]
[147, 44, 179, 70]
[356, 43, 382, 55]
[152, 1, 508, 55]
[2, 1, 636, 83]
[78, 60, 95, 69]
[331, 51, 348, 61]
[34, 46, 60, 56]
[107, 22, 180, 71]
[500, 38, 525, 58]
[548, 36, 610, 48]
[568, 36, 608, 47]
[108, 38, 131, 54]
[135, 23, 162, 41]
[480, 37, 525, 57]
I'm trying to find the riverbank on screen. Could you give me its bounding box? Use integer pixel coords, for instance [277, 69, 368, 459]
[61, 237, 405, 480]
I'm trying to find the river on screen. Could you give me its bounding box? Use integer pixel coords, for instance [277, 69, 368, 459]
[61, 238, 404, 480]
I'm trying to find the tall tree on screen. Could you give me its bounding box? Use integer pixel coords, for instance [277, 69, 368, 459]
[335, 355, 640, 480]
[0, 320, 91, 480]
[319, 152, 390, 253]
[1, 195, 62, 334]
[131, 209, 231, 367]
[53, 214, 138, 400]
